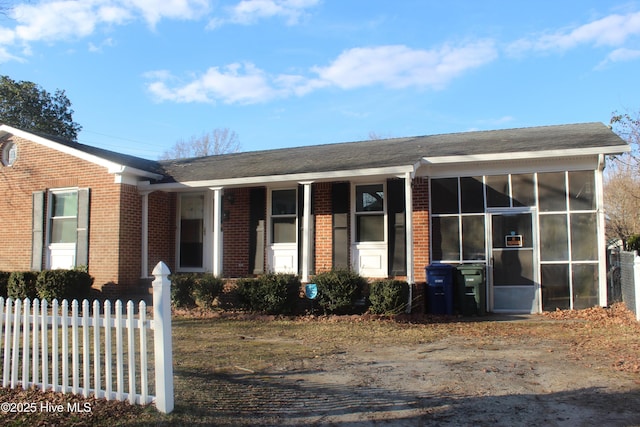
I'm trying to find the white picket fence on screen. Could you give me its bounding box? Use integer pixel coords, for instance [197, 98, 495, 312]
[0, 261, 174, 413]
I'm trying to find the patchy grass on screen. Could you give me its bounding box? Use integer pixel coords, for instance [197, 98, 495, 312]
[1, 304, 639, 425]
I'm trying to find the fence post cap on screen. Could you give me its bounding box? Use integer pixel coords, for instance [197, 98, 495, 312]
[152, 261, 171, 277]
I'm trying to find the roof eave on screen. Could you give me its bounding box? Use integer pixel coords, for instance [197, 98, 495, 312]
[421, 145, 631, 165]
[0, 124, 163, 182]
[140, 165, 416, 191]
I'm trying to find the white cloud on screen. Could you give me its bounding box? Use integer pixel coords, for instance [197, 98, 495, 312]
[146, 63, 280, 104]
[507, 11, 640, 55]
[125, 0, 209, 27]
[145, 41, 498, 104]
[312, 42, 498, 90]
[88, 37, 116, 53]
[208, 0, 319, 28]
[596, 47, 640, 69]
[0, 0, 209, 61]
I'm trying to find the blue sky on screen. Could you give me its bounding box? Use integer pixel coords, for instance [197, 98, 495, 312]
[0, 1, 639, 159]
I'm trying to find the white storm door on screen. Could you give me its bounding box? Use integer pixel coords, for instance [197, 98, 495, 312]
[47, 190, 78, 270]
[353, 183, 387, 278]
[268, 189, 298, 274]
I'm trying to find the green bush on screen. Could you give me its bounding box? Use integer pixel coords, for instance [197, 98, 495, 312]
[192, 275, 224, 308]
[368, 280, 410, 315]
[313, 269, 367, 315]
[64, 269, 94, 299]
[7, 271, 39, 300]
[170, 273, 224, 308]
[235, 274, 300, 314]
[234, 277, 259, 310]
[170, 274, 197, 308]
[0, 272, 10, 298]
[35, 269, 94, 301]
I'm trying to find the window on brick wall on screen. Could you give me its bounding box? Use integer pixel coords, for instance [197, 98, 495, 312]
[36, 188, 90, 271]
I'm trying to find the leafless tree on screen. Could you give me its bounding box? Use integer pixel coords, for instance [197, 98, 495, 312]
[160, 128, 241, 160]
[605, 109, 640, 248]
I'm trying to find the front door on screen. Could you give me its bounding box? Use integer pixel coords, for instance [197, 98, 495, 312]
[268, 188, 298, 274]
[489, 211, 539, 313]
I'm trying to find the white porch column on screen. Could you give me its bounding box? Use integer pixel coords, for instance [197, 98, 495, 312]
[301, 181, 313, 283]
[595, 156, 607, 306]
[141, 191, 150, 278]
[212, 187, 223, 277]
[405, 172, 414, 312]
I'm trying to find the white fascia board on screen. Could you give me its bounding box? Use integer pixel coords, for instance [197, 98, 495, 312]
[422, 145, 630, 165]
[0, 125, 163, 182]
[140, 165, 416, 192]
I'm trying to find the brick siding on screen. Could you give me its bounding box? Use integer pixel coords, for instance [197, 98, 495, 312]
[0, 135, 144, 293]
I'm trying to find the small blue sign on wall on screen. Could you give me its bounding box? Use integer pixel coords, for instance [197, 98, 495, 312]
[305, 283, 318, 300]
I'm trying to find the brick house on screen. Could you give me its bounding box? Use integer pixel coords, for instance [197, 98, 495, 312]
[0, 122, 629, 312]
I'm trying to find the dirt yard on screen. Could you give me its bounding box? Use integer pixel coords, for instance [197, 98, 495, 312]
[2, 305, 640, 426]
[218, 316, 640, 426]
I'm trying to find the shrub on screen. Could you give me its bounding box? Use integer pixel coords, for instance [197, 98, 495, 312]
[36, 269, 94, 301]
[368, 280, 410, 315]
[192, 275, 224, 308]
[35, 270, 67, 301]
[7, 271, 39, 300]
[234, 277, 259, 310]
[313, 269, 367, 315]
[64, 269, 94, 299]
[170, 274, 197, 308]
[0, 272, 10, 298]
[235, 274, 300, 314]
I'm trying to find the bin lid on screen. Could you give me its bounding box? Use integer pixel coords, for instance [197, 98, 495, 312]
[456, 264, 485, 274]
[427, 263, 454, 271]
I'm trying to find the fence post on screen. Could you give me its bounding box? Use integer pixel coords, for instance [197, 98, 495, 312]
[152, 261, 174, 414]
[633, 252, 640, 321]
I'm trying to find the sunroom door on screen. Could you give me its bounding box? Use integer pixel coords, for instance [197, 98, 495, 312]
[489, 211, 539, 313]
[268, 189, 298, 273]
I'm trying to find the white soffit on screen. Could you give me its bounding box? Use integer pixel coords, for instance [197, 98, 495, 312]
[421, 145, 630, 165]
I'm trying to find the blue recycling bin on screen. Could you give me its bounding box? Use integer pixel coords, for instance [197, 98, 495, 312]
[425, 264, 454, 315]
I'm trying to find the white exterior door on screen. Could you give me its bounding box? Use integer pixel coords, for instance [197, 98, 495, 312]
[352, 183, 387, 278]
[268, 188, 298, 274]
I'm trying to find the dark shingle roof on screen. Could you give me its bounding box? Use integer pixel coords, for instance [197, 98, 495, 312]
[35, 131, 165, 175]
[157, 122, 627, 183]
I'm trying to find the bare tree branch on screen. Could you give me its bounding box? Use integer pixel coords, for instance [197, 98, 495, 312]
[160, 128, 241, 160]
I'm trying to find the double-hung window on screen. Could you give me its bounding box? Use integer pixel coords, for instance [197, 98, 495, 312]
[50, 191, 78, 244]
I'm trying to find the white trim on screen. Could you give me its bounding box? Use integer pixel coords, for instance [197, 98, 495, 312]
[404, 172, 414, 313]
[140, 165, 416, 192]
[212, 188, 223, 276]
[301, 182, 312, 283]
[422, 146, 629, 165]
